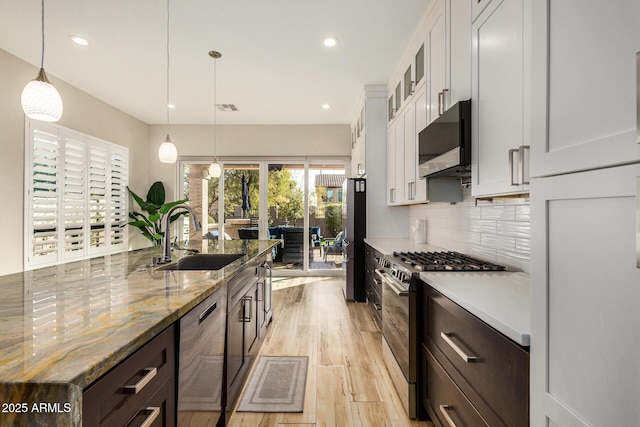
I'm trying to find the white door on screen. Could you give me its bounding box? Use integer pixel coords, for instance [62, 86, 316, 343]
[530, 163, 640, 427]
[471, 0, 529, 197]
[530, 0, 640, 178]
[426, 0, 447, 125]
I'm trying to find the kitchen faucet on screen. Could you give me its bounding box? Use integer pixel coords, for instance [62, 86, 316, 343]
[160, 204, 202, 264]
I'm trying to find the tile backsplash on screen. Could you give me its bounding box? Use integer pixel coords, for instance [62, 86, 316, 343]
[409, 186, 530, 272]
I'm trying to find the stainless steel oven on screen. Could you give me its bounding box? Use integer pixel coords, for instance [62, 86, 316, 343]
[377, 250, 507, 419]
[376, 260, 418, 418]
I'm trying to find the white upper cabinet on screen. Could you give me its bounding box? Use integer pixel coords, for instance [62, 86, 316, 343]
[426, 0, 471, 124]
[387, 123, 397, 205]
[530, 0, 640, 178]
[449, 0, 471, 103]
[394, 112, 406, 204]
[471, 0, 530, 197]
[403, 86, 428, 203]
[426, 0, 447, 125]
[386, 0, 470, 205]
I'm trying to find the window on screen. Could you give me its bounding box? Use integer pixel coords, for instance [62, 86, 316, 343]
[25, 121, 128, 269]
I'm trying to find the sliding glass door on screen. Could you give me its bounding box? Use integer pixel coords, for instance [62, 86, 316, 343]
[178, 159, 347, 275]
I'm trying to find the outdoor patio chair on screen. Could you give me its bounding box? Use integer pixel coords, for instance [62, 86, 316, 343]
[323, 231, 344, 262]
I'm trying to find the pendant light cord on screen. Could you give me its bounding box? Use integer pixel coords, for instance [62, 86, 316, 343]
[166, 0, 170, 134]
[40, 0, 45, 68]
[213, 56, 217, 160]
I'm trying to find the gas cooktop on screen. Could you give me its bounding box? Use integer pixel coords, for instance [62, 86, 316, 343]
[391, 251, 507, 272]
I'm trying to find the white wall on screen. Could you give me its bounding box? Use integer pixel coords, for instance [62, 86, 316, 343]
[409, 185, 530, 272]
[148, 123, 350, 198]
[0, 48, 150, 275]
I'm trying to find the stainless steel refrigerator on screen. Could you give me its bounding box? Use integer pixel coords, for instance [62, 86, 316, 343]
[344, 178, 366, 301]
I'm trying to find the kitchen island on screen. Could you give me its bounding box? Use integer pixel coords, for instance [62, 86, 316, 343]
[0, 239, 277, 426]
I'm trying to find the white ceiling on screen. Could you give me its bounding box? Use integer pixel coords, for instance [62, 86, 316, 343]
[0, 0, 430, 125]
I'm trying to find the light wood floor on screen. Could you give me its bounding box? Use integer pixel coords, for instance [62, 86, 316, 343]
[228, 277, 433, 427]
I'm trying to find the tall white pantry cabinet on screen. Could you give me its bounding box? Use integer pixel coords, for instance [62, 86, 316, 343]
[529, 1, 640, 426]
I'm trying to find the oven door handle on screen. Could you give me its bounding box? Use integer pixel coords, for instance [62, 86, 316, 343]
[375, 269, 409, 297]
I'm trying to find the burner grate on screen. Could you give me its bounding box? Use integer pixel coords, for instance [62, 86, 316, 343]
[392, 251, 507, 272]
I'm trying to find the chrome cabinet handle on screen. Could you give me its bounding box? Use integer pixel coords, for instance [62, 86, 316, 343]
[375, 269, 409, 297]
[520, 145, 530, 185]
[438, 88, 449, 115]
[198, 300, 218, 323]
[439, 405, 457, 427]
[509, 148, 519, 185]
[440, 332, 477, 362]
[139, 407, 160, 427]
[509, 146, 530, 186]
[242, 296, 253, 322]
[390, 188, 396, 203]
[408, 81, 415, 96]
[374, 303, 382, 311]
[407, 181, 416, 200]
[257, 280, 264, 302]
[123, 367, 157, 394]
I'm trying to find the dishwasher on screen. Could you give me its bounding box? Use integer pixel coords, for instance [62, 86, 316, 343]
[178, 284, 227, 427]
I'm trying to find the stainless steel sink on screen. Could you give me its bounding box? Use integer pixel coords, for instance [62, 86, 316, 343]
[157, 253, 244, 271]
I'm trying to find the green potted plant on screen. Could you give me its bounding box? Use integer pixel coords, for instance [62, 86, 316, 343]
[125, 181, 189, 246]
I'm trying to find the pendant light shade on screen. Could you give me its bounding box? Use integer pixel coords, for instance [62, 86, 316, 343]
[22, 0, 63, 122]
[22, 69, 63, 122]
[158, 134, 178, 163]
[208, 162, 221, 178]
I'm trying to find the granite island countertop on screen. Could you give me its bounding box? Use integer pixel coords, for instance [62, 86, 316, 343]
[0, 239, 278, 426]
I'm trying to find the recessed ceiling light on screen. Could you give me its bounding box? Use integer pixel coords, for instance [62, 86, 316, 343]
[322, 104, 331, 109]
[323, 37, 339, 47]
[167, 104, 176, 109]
[69, 35, 89, 46]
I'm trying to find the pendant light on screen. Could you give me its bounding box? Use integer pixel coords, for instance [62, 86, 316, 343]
[158, 0, 178, 163]
[208, 51, 222, 178]
[21, 0, 63, 122]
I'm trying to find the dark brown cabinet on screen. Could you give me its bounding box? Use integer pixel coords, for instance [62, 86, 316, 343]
[422, 285, 529, 427]
[424, 346, 488, 427]
[224, 253, 269, 423]
[83, 251, 273, 427]
[83, 325, 176, 427]
[364, 243, 382, 327]
[257, 260, 273, 339]
[177, 285, 227, 427]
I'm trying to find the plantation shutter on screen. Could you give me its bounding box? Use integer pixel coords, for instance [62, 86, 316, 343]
[109, 149, 128, 249]
[62, 134, 86, 259]
[28, 125, 61, 266]
[25, 120, 128, 269]
[88, 146, 108, 254]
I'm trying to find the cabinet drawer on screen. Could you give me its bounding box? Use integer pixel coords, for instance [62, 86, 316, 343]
[83, 325, 176, 427]
[424, 346, 489, 427]
[127, 378, 175, 427]
[425, 287, 528, 427]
